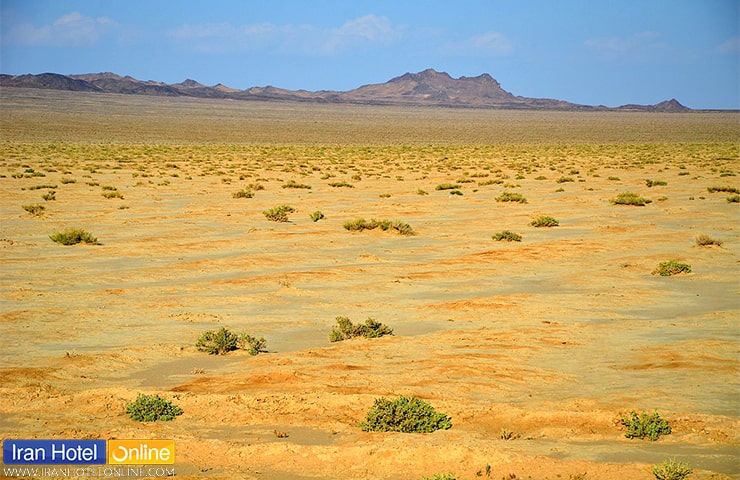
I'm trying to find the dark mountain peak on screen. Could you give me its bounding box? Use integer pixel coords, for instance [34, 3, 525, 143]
[654, 98, 689, 112]
[174, 79, 205, 89]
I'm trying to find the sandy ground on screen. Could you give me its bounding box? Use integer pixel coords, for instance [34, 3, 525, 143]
[0, 143, 738, 479]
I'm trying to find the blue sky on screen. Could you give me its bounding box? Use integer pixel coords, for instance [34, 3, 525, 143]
[1, 0, 738, 109]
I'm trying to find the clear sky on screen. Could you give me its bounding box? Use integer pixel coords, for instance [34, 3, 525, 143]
[1, 0, 738, 109]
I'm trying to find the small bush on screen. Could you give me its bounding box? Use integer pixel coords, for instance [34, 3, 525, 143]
[707, 185, 739, 194]
[652, 260, 692, 276]
[611, 192, 652, 206]
[282, 180, 311, 189]
[620, 410, 672, 441]
[651, 459, 693, 480]
[417, 189, 429, 196]
[237, 333, 267, 356]
[607, 176, 621, 181]
[329, 316, 393, 342]
[232, 188, 254, 199]
[50, 228, 99, 245]
[22, 204, 45, 215]
[28, 184, 57, 190]
[435, 183, 461, 191]
[495, 191, 528, 203]
[449, 189, 463, 196]
[530, 215, 559, 227]
[196, 327, 238, 354]
[359, 396, 452, 433]
[423, 474, 456, 480]
[263, 205, 295, 222]
[41, 191, 56, 201]
[727, 194, 740, 203]
[645, 179, 668, 187]
[328, 181, 354, 188]
[493, 230, 522, 242]
[557, 176, 575, 183]
[60, 177, 77, 184]
[126, 394, 183, 422]
[102, 190, 124, 199]
[343, 218, 414, 235]
[309, 210, 325, 222]
[695, 234, 722, 247]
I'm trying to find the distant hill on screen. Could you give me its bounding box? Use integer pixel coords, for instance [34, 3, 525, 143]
[0, 69, 691, 111]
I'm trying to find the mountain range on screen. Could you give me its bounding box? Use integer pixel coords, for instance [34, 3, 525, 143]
[0, 68, 690, 112]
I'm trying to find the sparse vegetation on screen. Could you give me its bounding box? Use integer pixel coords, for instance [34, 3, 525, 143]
[610, 192, 652, 206]
[495, 191, 528, 203]
[422, 474, 457, 480]
[557, 176, 575, 183]
[493, 230, 522, 242]
[645, 179, 668, 187]
[125, 394, 183, 422]
[651, 459, 693, 480]
[283, 180, 311, 189]
[329, 316, 393, 342]
[620, 410, 672, 441]
[328, 180, 354, 188]
[530, 215, 559, 227]
[49, 228, 99, 245]
[22, 204, 45, 215]
[263, 205, 295, 222]
[232, 188, 254, 199]
[695, 234, 722, 247]
[343, 218, 414, 235]
[196, 327, 266, 355]
[435, 183, 461, 191]
[309, 210, 325, 222]
[727, 194, 740, 203]
[41, 191, 56, 201]
[707, 185, 739, 194]
[102, 190, 124, 199]
[652, 260, 692, 277]
[359, 395, 452, 433]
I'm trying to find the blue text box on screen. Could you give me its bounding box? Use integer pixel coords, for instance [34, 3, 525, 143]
[3, 440, 106, 465]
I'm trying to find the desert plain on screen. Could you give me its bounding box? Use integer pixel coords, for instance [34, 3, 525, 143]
[0, 88, 739, 479]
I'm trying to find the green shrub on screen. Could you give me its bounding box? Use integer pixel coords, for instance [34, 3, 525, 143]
[309, 210, 325, 222]
[360, 396, 452, 433]
[329, 316, 393, 342]
[651, 459, 693, 480]
[126, 394, 183, 422]
[611, 192, 652, 206]
[620, 410, 672, 441]
[530, 215, 559, 227]
[607, 176, 620, 181]
[263, 205, 295, 222]
[495, 191, 528, 203]
[237, 333, 267, 356]
[343, 218, 414, 235]
[232, 188, 254, 199]
[196, 327, 266, 355]
[652, 260, 692, 276]
[328, 181, 354, 188]
[493, 230, 522, 242]
[707, 185, 739, 194]
[196, 327, 238, 354]
[695, 234, 722, 247]
[102, 190, 124, 199]
[448, 189, 463, 196]
[22, 204, 45, 215]
[557, 176, 575, 183]
[435, 183, 461, 191]
[727, 194, 740, 203]
[417, 189, 429, 196]
[28, 184, 57, 190]
[41, 191, 56, 201]
[50, 228, 100, 245]
[422, 474, 457, 480]
[60, 177, 77, 184]
[645, 179, 668, 187]
[282, 180, 311, 189]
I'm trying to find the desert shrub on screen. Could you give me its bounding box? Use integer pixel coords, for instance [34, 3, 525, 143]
[22, 204, 45, 215]
[237, 333, 267, 356]
[478, 179, 504, 186]
[126, 394, 183, 422]
[422, 474, 456, 480]
[557, 176, 575, 183]
[282, 180, 311, 189]
[620, 410, 672, 441]
[41, 191, 56, 201]
[435, 183, 461, 191]
[530, 215, 559, 227]
[707, 185, 739, 194]
[343, 218, 414, 235]
[196, 327, 238, 354]
[651, 459, 693, 480]
[360, 396, 452, 433]
[60, 177, 77, 184]
[645, 179, 668, 187]
[329, 316, 393, 342]
[417, 189, 429, 196]
[493, 230, 522, 242]
[101, 185, 118, 191]
[652, 260, 692, 276]
[309, 210, 325, 222]
[328, 181, 354, 188]
[102, 190, 124, 199]
[263, 205, 295, 222]
[500, 428, 517, 440]
[607, 176, 621, 181]
[28, 184, 57, 190]
[495, 191, 528, 203]
[727, 194, 740, 203]
[50, 228, 99, 245]
[611, 192, 652, 206]
[232, 188, 254, 199]
[695, 234, 722, 247]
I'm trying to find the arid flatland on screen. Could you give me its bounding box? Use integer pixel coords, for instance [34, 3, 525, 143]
[0, 88, 738, 479]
